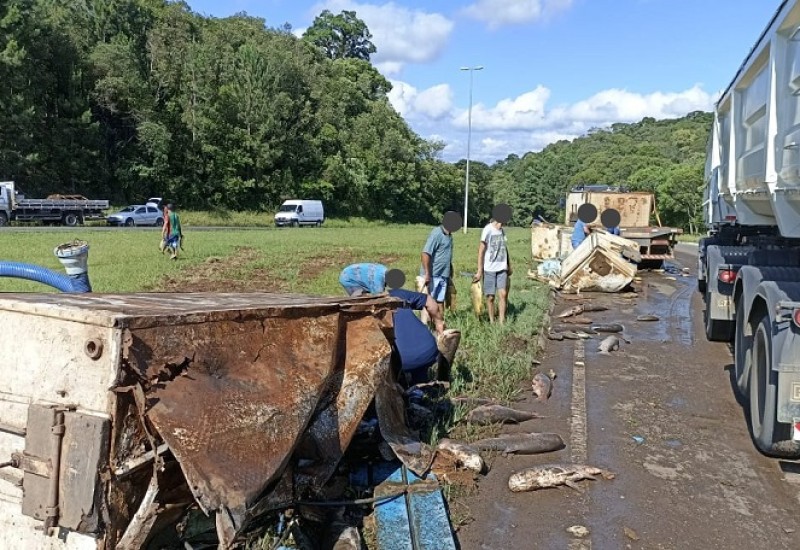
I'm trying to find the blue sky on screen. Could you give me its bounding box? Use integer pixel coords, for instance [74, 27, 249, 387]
[185, 0, 781, 163]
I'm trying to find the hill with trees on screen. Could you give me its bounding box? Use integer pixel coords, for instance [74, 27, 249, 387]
[1, 0, 710, 230]
[486, 111, 713, 232]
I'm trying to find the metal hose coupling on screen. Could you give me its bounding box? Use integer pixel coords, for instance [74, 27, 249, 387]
[54, 240, 92, 293]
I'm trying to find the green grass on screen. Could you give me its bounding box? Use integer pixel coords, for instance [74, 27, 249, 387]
[0, 224, 549, 399]
[0, 224, 550, 543]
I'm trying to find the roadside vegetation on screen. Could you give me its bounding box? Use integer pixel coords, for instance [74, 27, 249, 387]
[3, 1, 710, 233]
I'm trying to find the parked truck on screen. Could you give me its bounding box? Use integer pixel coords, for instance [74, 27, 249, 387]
[564, 184, 682, 266]
[700, 0, 800, 458]
[0, 181, 109, 227]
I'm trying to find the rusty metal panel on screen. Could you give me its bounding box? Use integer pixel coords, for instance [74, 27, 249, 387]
[59, 412, 110, 533]
[296, 314, 394, 492]
[138, 311, 346, 523]
[20, 404, 56, 521]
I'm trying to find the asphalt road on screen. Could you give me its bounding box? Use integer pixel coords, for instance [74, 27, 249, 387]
[457, 243, 800, 549]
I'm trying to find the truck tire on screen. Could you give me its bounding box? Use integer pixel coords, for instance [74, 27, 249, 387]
[0, 212, 7, 227]
[704, 290, 734, 341]
[733, 298, 751, 398]
[291, 220, 299, 228]
[749, 314, 793, 456]
[62, 212, 80, 227]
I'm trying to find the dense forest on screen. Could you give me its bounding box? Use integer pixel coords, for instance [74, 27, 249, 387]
[0, 0, 711, 230]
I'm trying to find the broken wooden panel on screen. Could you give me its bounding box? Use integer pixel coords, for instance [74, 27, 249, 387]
[559, 232, 639, 293]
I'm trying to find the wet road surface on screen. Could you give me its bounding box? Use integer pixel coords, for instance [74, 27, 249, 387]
[458, 243, 800, 549]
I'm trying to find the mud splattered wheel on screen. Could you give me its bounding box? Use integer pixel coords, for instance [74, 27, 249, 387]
[749, 313, 792, 456]
[733, 298, 751, 398]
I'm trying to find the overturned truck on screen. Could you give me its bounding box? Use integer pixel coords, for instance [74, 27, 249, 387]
[0, 287, 442, 548]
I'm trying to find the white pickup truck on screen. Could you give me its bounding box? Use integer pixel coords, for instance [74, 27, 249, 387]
[0, 181, 109, 227]
[700, 0, 800, 458]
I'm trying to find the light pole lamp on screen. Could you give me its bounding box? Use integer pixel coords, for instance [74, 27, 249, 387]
[461, 65, 483, 234]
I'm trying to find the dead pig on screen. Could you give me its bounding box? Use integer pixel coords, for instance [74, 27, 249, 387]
[531, 373, 553, 401]
[472, 432, 565, 455]
[436, 439, 486, 473]
[597, 335, 621, 355]
[591, 323, 624, 333]
[465, 404, 543, 425]
[508, 464, 614, 492]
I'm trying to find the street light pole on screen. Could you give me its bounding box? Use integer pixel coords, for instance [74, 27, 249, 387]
[461, 65, 483, 234]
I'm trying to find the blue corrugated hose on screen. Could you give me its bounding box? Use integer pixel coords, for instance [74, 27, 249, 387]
[0, 262, 91, 293]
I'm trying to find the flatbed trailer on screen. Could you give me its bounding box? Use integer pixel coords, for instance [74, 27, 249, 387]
[0, 181, 109, 226]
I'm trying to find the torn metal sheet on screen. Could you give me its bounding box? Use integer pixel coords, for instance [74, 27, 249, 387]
[374, 372, 435, 479]
[141, 313, 343, 521]
[294, 314, 394, 493]
[117, 293, 404, 541]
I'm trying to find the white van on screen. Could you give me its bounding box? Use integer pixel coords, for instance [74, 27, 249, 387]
[274, 199, 325, 227]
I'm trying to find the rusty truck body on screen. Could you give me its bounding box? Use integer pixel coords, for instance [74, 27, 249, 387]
[0, 291, 414, 548]
[564, 185, 681, 265]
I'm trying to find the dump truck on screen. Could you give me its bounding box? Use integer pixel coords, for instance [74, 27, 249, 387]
[700, 0, 800, 458]
[0, 181, 109, 227]
[564, 184, 682, 266]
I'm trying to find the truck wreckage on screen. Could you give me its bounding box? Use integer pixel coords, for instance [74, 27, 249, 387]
[0, 241, 456, 549]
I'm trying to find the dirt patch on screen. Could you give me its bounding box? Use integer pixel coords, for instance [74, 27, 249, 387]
[156, 247, 292, 293]
[379, 254, 401, 265]
[301, 248, 358, 281]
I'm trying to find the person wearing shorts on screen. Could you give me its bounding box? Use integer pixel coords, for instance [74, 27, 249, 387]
[474, 218, 511, 324]
[420, 222, 454, 318]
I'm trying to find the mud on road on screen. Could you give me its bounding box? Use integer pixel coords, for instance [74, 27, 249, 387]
[458, 244, 800, 549]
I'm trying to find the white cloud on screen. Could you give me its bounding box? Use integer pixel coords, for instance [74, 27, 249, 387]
[313, 1, 454, 73]
[391, 81, 718, 163]
[388, 80, 455, 120]
[463, 0, 574, 30]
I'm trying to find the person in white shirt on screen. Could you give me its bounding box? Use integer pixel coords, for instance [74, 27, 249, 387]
[473, 218, 512, 324]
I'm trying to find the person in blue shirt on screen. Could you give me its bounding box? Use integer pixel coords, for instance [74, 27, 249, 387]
[338, 264, 447, 383]
[339, 263, 388, 296]
[387, 288, 445, 384]
[604, 224, 621, 236]
[420, 223, 454, 318]
[571, 218, 592, 249]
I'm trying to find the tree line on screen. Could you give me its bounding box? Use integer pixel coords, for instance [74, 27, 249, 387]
[0, 1, 709, 230]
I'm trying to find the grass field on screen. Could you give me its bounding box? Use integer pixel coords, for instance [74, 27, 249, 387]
[0, 224, 549, 404]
